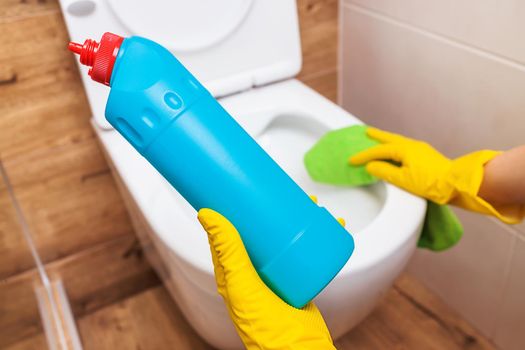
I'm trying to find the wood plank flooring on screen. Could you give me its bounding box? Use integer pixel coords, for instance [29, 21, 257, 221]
[73, 274, 496, 350]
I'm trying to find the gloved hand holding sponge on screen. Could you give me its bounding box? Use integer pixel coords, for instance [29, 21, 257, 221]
[350, 127, 524, 223]
[305, 125, 525, 250]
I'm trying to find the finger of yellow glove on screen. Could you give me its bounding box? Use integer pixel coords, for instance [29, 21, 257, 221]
[366, 127, 406, 144]
[311, 195, 345, 227]
[197, 209, 265, 299]
[350, 144, 404, 165]
[207, 232, 226, 288]
[198, 209, 227, 290]
[366, 161, 405, 186]
[197, 209, 337, 350]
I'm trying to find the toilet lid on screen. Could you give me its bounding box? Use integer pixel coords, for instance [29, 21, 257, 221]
[107, 0, 253, 52]
[105, 0, 302, 97]
[60, 0, 302, 129]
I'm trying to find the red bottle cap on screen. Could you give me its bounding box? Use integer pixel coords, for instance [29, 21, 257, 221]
[68, 32, 124, 86]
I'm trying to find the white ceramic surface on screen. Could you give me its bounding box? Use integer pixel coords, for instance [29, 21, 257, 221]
[58, 0, 301, 129]
[94, 80, 426, 349]
[60, 0, 426, 347]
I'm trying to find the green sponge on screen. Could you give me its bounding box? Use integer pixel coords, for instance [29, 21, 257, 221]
[304, 125, 379, 187]
[304, 125, 463, 251]
[418, 202, 463, 251]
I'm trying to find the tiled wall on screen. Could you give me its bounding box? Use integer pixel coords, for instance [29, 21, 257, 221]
[339, 1, 525, 348]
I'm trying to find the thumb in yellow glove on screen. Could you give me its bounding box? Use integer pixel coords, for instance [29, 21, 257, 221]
[197, 208, 336, 350]
[350, 127, 524, 224]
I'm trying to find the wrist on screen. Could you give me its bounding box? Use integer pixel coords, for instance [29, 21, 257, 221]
[449, 150, 501, 202]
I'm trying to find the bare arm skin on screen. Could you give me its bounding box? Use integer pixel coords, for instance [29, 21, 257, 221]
[478, 145, 525, 206]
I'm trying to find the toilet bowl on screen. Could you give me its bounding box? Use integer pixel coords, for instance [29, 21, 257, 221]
[60, 1, 426, 348]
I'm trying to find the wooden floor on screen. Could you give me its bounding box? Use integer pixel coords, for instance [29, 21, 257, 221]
[73, 273, 496, 350]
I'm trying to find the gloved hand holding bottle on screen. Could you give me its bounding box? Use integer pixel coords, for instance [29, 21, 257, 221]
[350, 127, 525, 224]
[197, 207, 337, 350]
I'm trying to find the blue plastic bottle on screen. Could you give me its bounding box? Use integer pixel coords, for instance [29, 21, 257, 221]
[69, 32, 354, 308]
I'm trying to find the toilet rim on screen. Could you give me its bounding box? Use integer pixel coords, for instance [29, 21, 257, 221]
[144, 113, 425, 279]
[96, 79, 426, 287]
[150, 178, 426, 279]
[340, 183, 426, 273]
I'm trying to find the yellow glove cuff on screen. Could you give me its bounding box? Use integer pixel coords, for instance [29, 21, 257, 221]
[449, 150, 525, 224]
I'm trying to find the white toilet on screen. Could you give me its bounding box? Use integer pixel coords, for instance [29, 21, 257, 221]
[60, 0, 426, 348]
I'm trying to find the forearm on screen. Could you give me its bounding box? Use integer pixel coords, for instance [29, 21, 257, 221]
[478, 145, 525, 206]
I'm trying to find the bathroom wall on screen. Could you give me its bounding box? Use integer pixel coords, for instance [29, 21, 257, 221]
[340, 1, 525, 349]
[0, 0, 339, 347]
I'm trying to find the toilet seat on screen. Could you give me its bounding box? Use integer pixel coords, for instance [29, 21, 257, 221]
[96, 79, 426, 296]
[107, 0, 254, 52]
[61, 1, 426, 346]
[59, 0, 301, 129]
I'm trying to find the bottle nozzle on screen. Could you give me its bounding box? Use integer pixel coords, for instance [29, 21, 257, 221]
[68, 39, 99, 67]
[68, 32, 124, 86]
[68, 42, 83, 55]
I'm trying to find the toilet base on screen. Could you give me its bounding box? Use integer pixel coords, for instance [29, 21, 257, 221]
[93, 79, 426, 350]
[104, 144, 420, 349]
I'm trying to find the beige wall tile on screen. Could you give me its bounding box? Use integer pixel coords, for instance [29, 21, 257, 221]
[513, 221, 525, 238]
[341, 6, 525, 158]
[340, 3, 525, 342]
[407, 209, 515, 336]
[493, 237, 525, 350]
[344, 0, 525, 65]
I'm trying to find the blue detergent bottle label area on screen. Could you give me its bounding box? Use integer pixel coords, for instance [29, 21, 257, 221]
[69, 32, 354, 308]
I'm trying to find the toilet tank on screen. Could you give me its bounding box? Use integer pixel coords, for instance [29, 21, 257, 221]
[59, 0, 303, 129]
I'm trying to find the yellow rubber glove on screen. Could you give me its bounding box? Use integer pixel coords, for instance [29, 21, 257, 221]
[350, 127, 523, 224]
[197, 208, 336, 350]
